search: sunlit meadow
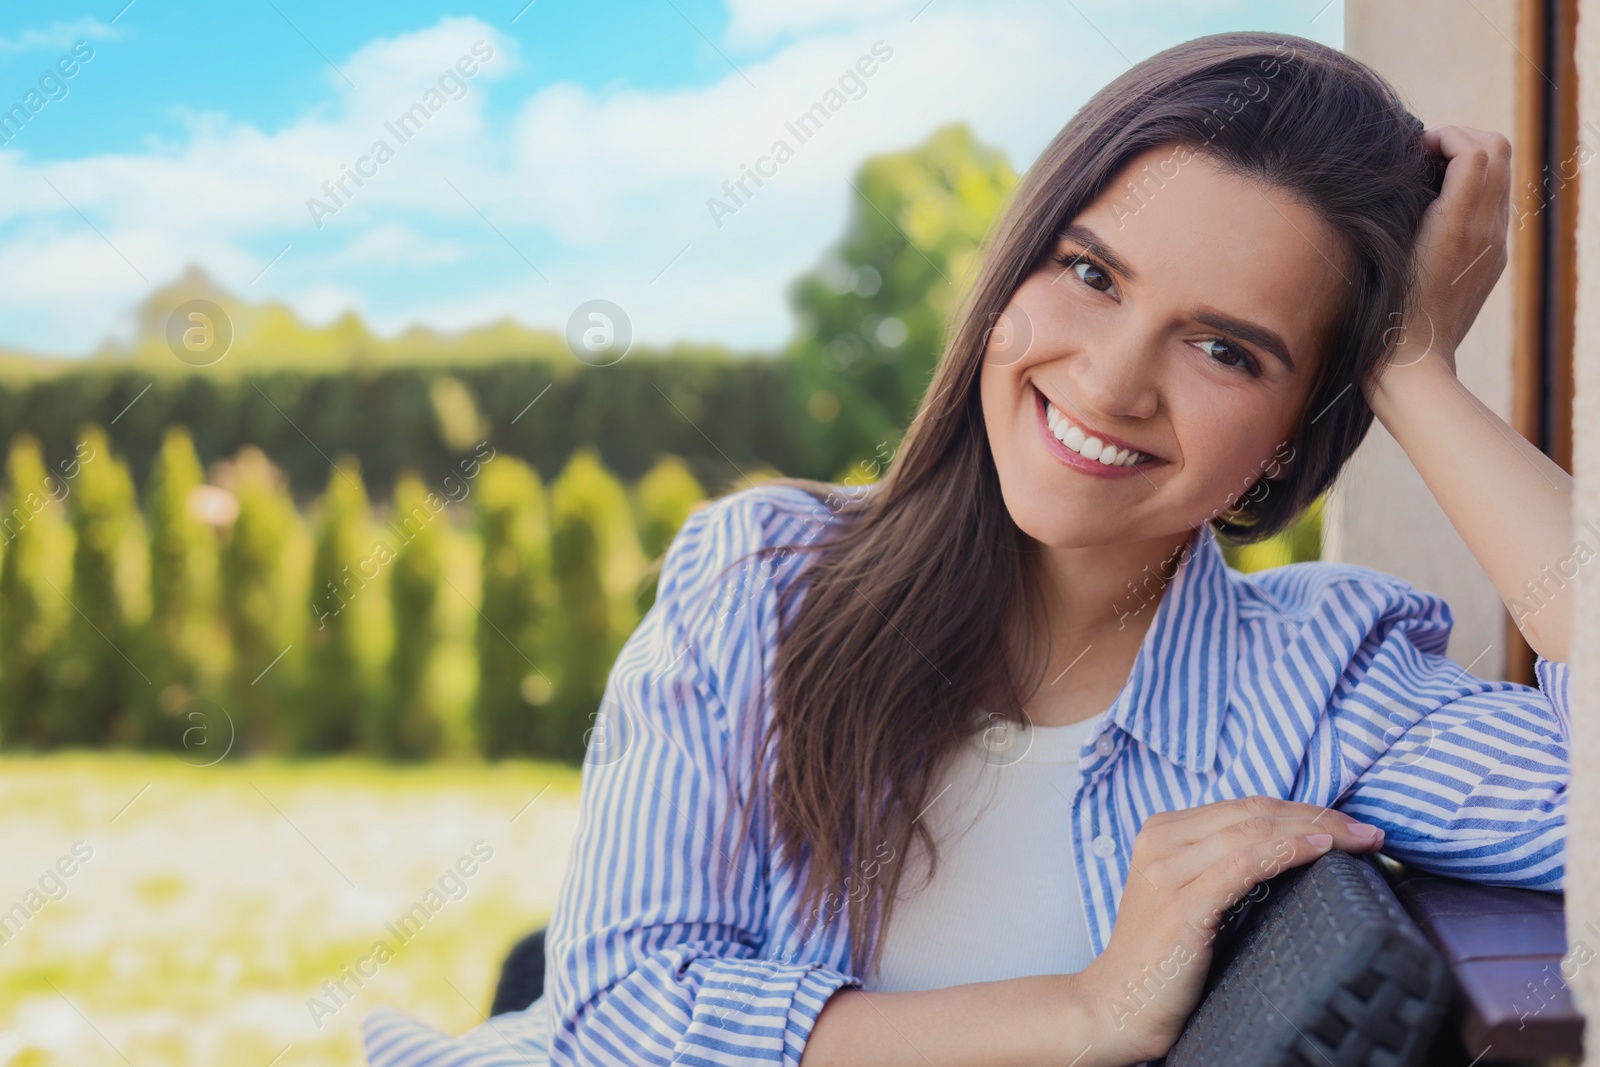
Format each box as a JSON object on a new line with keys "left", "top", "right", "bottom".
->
{"left": 0, "top": 755, "right": 580, "bottom": 1066}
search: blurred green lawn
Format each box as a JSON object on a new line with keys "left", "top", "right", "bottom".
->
{"left": 0, "top": 754, "right": 581, "bottom": 1066}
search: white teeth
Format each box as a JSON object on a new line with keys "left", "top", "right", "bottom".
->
{"left": 1043, "top": 399, "right": 1146, "bottom": 467}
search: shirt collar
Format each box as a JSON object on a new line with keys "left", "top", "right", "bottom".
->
{"left": 1107, "top": 525, "right": 1237, "bottom": 774}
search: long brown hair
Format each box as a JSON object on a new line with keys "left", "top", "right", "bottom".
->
{"left": 722, "top": 31, "right": 1440, "bottom": 978}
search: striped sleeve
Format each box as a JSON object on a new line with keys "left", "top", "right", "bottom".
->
{"left": 1325, "top": 583, "right": 1568, "bottom": 890}
{"left": 545, "top": 489, "right": 861, "bottom": 1067}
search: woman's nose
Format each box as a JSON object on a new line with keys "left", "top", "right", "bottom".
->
{"left": 1067, "top": 336, "right": 1161, "bottom": 421}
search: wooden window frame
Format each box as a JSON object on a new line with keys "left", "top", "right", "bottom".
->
{"left": 1507, "top": 0, "right": 1579, "bottom": 686}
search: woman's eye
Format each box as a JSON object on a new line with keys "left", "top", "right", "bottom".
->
{"left": 1054, "top": 251, "right": 1115, "bottom": 295}
{"left": 1197, "top": 338, "right": 1258, "bottom": 375}
{"left": 1068, "top": 255, "right": 1120, "bottom": 292}
{"left": 1075, "top": 260, "right": 1113, "bottom": 292}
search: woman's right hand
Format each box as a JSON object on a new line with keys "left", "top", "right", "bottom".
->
{"left": 1073, "top": 797, "right": 1386, "bottom": 1065}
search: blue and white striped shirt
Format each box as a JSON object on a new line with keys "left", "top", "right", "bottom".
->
{"left": 363, "top": 481, "right": 1570, "bottom": 1067}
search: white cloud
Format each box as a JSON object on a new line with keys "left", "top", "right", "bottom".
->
{"left": 0, "top": 19, "right": 117, "bottom": 55}
{"left": 0, "top": 16, "right": 517, "bottom": 352}
{"left": 334, "top": 15, "right": 517, "bottom": 128}
{"left": 324, "top": 223, "right": 469, "bottom": 268}
{"left": 724, "top": 0, "right": 921, "bottom": 50}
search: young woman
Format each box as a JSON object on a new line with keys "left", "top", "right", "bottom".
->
{"left": 363, "top": 30, "right": 1572, "bottom": 1067}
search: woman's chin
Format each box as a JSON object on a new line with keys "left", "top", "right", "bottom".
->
{"left": 1002, "top": 496, "right": 1128, "bottom": 551}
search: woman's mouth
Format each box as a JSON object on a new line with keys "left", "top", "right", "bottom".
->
{"left": 1032, "top": 385, "right": 1163, "bottom": 478}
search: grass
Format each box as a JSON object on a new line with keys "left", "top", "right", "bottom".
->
{"left": 0, "top": 753, "right": 582, "bottom": 1066}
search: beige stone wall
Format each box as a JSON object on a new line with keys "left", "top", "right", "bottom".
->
{"left": 1334, "top": 0, "right": 1521, "bottom": 679}
{"left": 1569, "top": 0, "right": 1599, "bottom": 1039}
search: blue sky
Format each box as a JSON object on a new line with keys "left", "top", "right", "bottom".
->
{"left": 0, "top": 0, "right": 1343, "bottom": 357}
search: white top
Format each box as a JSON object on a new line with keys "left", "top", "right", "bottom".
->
{"left": 862, "top": 711, "right": 1108, "bottom": 992}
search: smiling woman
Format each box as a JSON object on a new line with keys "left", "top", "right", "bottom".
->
{"left": 362, "top": 29, "right": 1573, "bottom": 1067}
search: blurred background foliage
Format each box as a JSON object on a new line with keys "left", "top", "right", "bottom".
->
{"left": 0, "top": 122, "right": 1320, "bottom": 761}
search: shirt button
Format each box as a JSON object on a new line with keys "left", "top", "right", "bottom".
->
{"left": 1094, "top": 733, "right": 1115, "bottom": 757}
{"left": 1092, "top": 834, "right": 1117, "bottom": 859}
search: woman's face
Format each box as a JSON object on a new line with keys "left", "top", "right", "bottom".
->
{"left": 980, "top": 143, "right": 1351, "bottom": 552}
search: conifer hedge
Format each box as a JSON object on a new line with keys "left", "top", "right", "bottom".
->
{"left": 0, "top": 428, "right": 730, "bottom": 762}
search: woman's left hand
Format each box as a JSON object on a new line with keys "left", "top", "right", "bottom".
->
{"left": 1380, "top": 123, "right": 1513, "bottom": 383}
{"left": 1366, "top": 121, "right": 1574, "bottom": 665}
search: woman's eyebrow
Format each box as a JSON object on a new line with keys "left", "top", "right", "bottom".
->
{"left": 1193, "top": 307, "right": 1297, "bottom": 373}
{"left": 1056, "top": 224, "right": 1138, "bottom": 282}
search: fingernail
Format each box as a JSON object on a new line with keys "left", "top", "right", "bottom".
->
{"left": 1349, "top": 823, "right": 1381, "bottom": 840}
{"left": 1307, "top": 834, "right": 1333, "bottom": 849}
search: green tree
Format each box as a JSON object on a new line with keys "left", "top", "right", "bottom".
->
{"left": 373, "top": 471, "right": 448, "bottom": 758}
{"left": 560, "top": 447, "right": 647, "bottom": 636}
{"left": 631, "top": 454, "right": 705, "bottom": 615}
{"left": 220, "top": 447, "right": 305, "bottom": 752}
{"left": 0, "top": 436, "right": 72, "bottom": 748}
{"left": 300, "top": 457, "right": 388, "bottom": 754}
{"left": 473, "top": 457, "right": 552, "bottom": 759}
{"left": 139, "top": 426, "right": 223, "bottom": 748}
{"left": 783, "top": 122, "right": 1019, "bottom": 476}
{"left": 55, "top": 426, "right": 148, "bottom": 745}
{"left": 544, "top": 448, "right": 644, "bottom": 763}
